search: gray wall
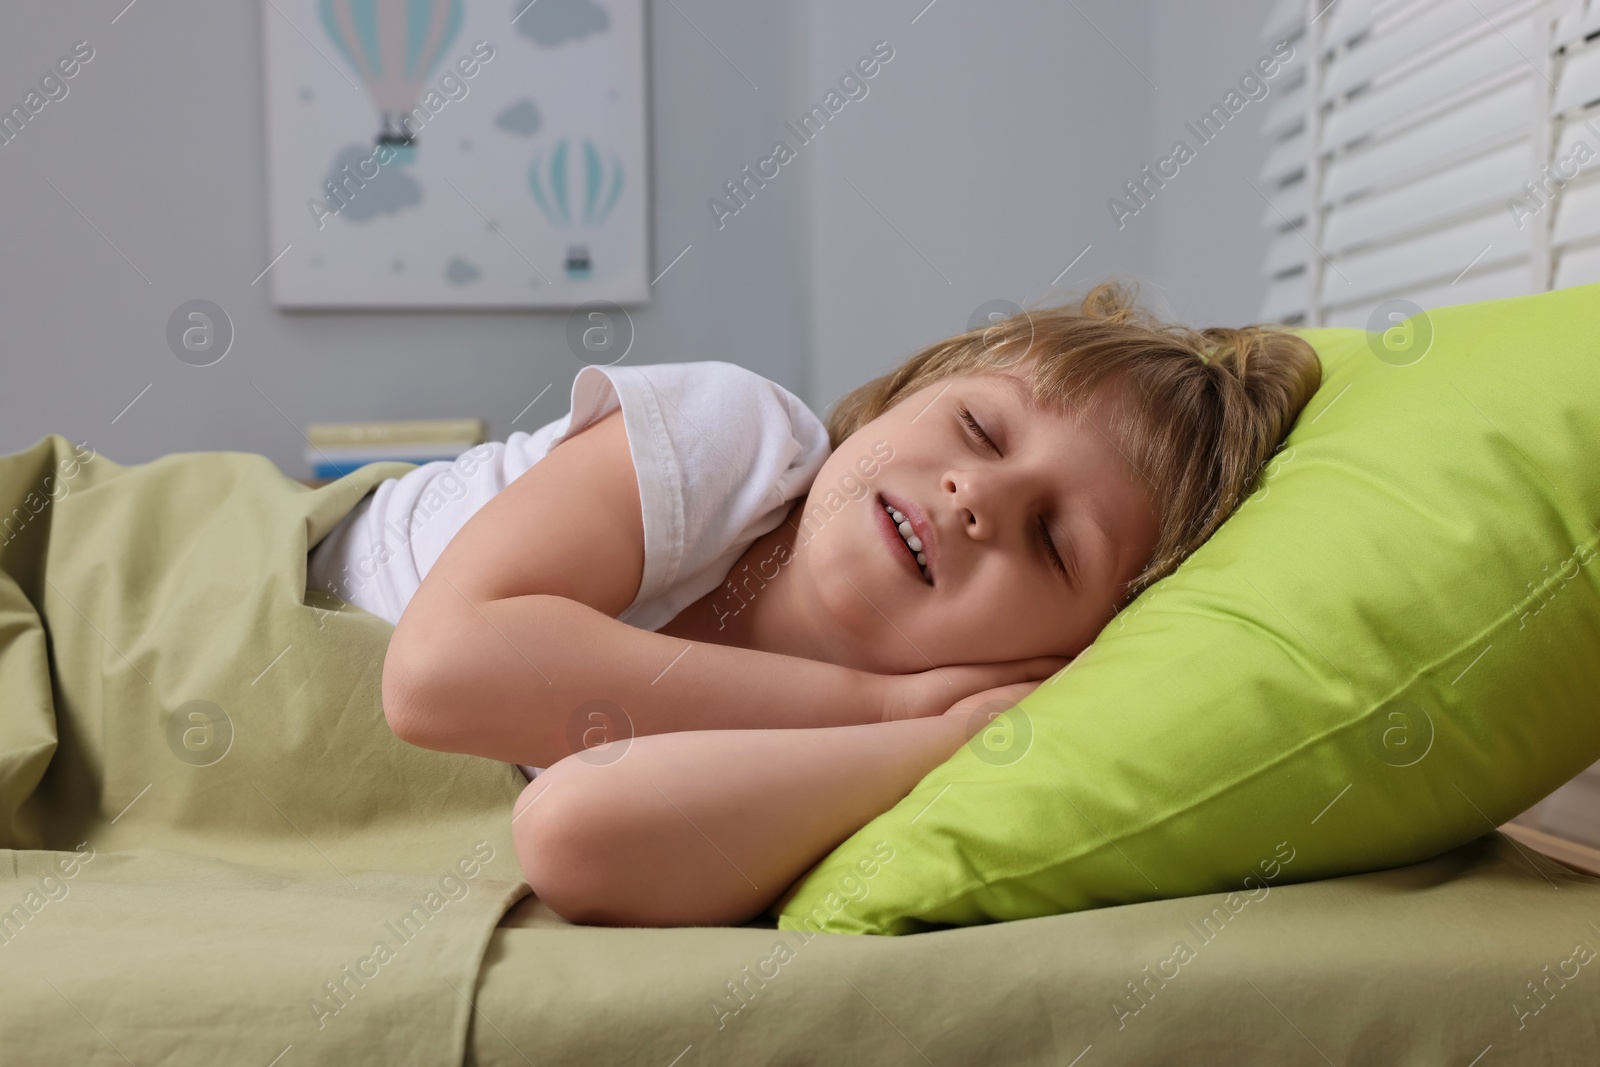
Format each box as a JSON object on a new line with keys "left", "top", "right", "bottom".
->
{"left": 0, "top": 1, "right": 814, "bottom": 475}
{"left": 0, "top": 1, "right": 1279, "bottom": 474}
{"left": 802, "top": 0, "right": 1159, "bottom": 410}
{"left": 1143, "top": 0, "right": 1282, "bottom": 329}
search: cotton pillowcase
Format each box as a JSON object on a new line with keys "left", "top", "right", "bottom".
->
{"left": 775, "top": 281, "right": 1600, "bottom": 936}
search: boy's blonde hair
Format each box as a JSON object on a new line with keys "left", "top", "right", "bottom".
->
{"left": 825, "top": 280, "right": 1323, "bottom": 602}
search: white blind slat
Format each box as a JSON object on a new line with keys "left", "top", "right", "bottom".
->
{"left": 1258, "top": 269, "right": 1312, "bottom": 322}
{"left": 1324, "top": 138, "right": 1530, "bottom": 252}
{"left": 1260, "top": 74, "right": 1309, "bottom": 139}
{"left": 1320, "top": 204, "right": 1525, "bottom": 305}
{"left": 1260, "top": 126, "right": 1311, "bottom": 183}
{"left": 1552, "top": 174, "right": 1600, "bottom": 245}
{"left": 1555, "top": 0, "right": 1589, "bottom": 46}
{"left": 1554, "top": 112, "right": 1600, "bottom": 171}
{"left": 1260, "top": 175, "right": 1311, "bottom": 228}
{"left": 1327, "top": 0, "right": 1379, "bottom": 43}
{"left": 1325, "top": 0, "right": 1525, "bottom": 102}
{"left": 1555, "top": 239, "right": 1600, "bottom": 286}
{"left": 1323, "top": 74, "right": 1533, "bottom": 202}
{"left": 1556, "top": 41, "right": 1600, "bottom": 113}
{"left": 1321, "top": 258, "right": 1533, "bottom": 325}
{"left": 1262, "top": 0, "right": 1307, "bottom": 44}
{"left": 1323, "top": 12, "right": 1537, "bottom": 150}
{"left": 1265, "top": 228, "right": 1312, "bottom": 274}
{"left": 1373, "top": 0, "right": 1434, "bottom": 21}
{"left": 1579, "top": 0, "right": 1600, "bottom": 41}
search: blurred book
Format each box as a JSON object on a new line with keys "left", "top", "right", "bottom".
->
{"left": 305, "top": 418, "right": 487, "bottom": 480}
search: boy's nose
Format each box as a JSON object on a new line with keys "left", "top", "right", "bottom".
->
{"left": 942, "top": 469, "right": 1005, "bottom": 540}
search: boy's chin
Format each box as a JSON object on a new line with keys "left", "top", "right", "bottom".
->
{"left": 806, "top": 579, "right": 922, "bottom": 668}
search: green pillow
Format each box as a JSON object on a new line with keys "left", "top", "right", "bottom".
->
{"left": 777, "top": 282, "right": 1600, "bottom": 935}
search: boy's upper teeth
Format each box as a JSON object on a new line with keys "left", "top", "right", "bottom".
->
{"left": 883, "top": 500, "right": 930, "bottom": 577}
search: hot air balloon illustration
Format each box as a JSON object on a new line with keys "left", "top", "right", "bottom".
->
{"left": 528, "top": 137, "right": 625, "bottom": 280}
{"left": 318, "top": 0, "right": 464, "bottom": 158}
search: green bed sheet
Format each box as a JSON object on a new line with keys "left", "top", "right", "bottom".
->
{"left": 473, "top": 833, "right": 1600, "bottom": 1065}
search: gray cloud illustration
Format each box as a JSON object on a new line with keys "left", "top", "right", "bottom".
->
{"left": 514, "top": 0, "right": 609, "bottom": 47}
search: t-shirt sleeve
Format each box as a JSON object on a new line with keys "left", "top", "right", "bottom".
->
{"left": 552, "top": 361, "right": 830, "bottom": 632}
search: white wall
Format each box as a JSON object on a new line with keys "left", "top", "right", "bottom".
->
{"left": 0, "top": 1, "right": 814, "bottom": 475}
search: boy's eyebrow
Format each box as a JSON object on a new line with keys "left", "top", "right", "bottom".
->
{"left": 989, "top": 373, "right": 1034, "bottom": 404}
{"left": 992, "top": 372, "right": 1066, "bottom": 419}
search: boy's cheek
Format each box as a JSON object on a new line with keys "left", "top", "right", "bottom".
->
{"left": 851, "top": 438, "right": 896, "bottom": 479}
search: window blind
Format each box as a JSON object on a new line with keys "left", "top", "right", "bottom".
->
{"left": 1255, "top": 0, "right": 1600, "bottom": 327}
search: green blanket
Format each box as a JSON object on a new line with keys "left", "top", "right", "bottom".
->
{"left": 0, "top": 434, "right": 529, "bottom": 1065}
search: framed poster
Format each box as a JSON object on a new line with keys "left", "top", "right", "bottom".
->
{"left": 261, "top": 0, "right": 649, "bottom": 307}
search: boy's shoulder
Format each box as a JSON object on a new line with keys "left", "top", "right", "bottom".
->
{"left": 601, "top": 361, "right": 824, "bottom": 429}
{"left": 593, "top": 360, "right": 831, "bottom": 474}
{"left": 610, "top": 359, "right": 794, "bottom": 395}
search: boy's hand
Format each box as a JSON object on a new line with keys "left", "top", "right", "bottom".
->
{"left": 879, "top": 656, "right": 1069, "bottom": 723}
{"left": 939, "top": 681, "right": 1045, "bottom": 743}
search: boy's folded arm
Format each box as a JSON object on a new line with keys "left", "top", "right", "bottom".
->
{"left": 386, "top": 592, "right": 895, "bottom": 766}
{"left": 512, "top": 710, "right": 979, "bottom": 927}
{"left": 380, "top": 406, "right": 891, "bottom": 766}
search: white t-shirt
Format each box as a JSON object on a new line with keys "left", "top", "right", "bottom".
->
{"left": 306, "top": 360, "right": 832, "bottom": 778}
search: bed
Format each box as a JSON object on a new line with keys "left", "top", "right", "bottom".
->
{"left": 3, "top": 434, "right": 1597, "bottom": 1065}
{"left": 474, "top": 834, "right": 1600, "bottom": 1065}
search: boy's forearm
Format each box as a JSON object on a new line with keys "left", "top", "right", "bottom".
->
{"left": 389, "top": 590, "right": 889, "bottom": 766}
{"left": 514, "top": 712, "right": 973, "bottom": 927}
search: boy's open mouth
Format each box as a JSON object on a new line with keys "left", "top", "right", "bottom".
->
{"left": 876, "top": 493, "right": 933, "bottom": 584}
